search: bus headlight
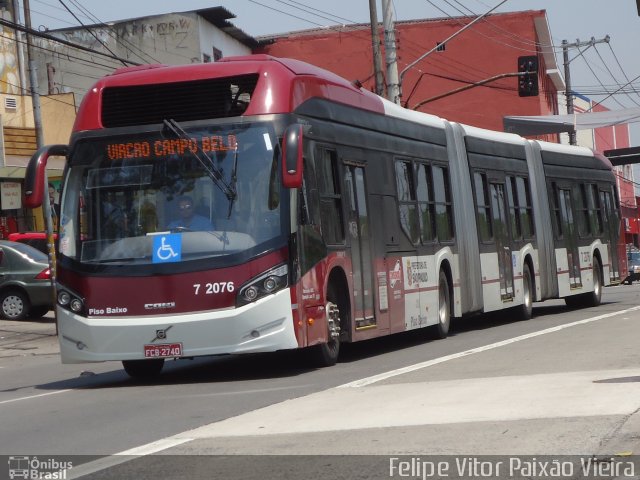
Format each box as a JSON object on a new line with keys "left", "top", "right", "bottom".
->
{"left": 237, "top": 264, "right": 288, "bottom": 306}
{"left": 57, "top": 286, "right": 85, "bottom": 315}
{"left": 58, "top": 291, "right": 71, "bottom": 306}
{"left": 70, "top": 299, "right": 84, "bottom": 313}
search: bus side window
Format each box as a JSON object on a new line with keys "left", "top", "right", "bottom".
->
{"left": 300, "top": 158, "right": 316, "bottom": 226}
{"left": 473, "top": 172, "right": 493, "bottom": 242}
{"left": 589, "top": 184, "right": 604, "bottom": 234}
{"left": 433, "top": 165, "right": 454, "bottom": 242}
{"left": 316, "top": 148, "right": 344, "bottom": 244}
{"left": 394, "top": 159, "right": 419, "bottom": 244}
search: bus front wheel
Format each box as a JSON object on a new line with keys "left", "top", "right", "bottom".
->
{"left": 308, "top": 282, "right": 345, "bottom": 368}
{"left": 123, "top": 359, "right": 164, "bottom": 379}
{"left": 308, "top": 301, "right": 341, "bottom": 367}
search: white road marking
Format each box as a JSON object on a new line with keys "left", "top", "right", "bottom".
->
{"left": 0, "top": 389, "right": 71, "bottom": 405}
{"left": 67, "top": 438, "right": 193, "bottom": 479}
{"left": 338, "top": 305, "right": 640, "bottom": 388}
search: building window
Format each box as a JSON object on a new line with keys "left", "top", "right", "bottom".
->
{"left": 213, "top": 47, "right": 223, "bottom": 61}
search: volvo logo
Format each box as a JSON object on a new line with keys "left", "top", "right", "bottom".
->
{"left": 144, "top": 302, "right": 176, "bottom": 310}
{"left": 150, "top": 325, "right": 173, "bottom": 343}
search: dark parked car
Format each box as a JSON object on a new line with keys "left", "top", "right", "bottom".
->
{"left": 0, "top": 240, "right": 53, "bottom": 320}
{"left": 625, "top": 251, "right": 640, "bottom": 285}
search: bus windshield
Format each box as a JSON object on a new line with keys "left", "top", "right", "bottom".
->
{"left": 59, "top": 122, "right": 283, "bottom": 264}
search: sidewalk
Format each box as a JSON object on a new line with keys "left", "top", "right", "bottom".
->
{"left": 0, "top": 314, "right": 58, "bottom": 358}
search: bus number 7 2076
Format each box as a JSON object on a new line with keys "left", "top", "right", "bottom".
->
{"left": 193, "top": 282, "right": 236, "bottom": 295}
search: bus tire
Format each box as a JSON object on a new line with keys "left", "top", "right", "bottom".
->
{"left": 565, "top": 257, "right": 603, "bottom": 308}
{"left": 308, "top": 285, "right": 344, "bottom": 368}
{"left": 433, "top": 270, "right": 451, "bottom": 339}
{"left": 519, "top": 264, "right": 533, "bottom": 320}
{"left": 309, "top": 301, "right": 340, "bottom": 368}
{"left": 586, "top": 257, "right": 603, "bottom": 307}
{"left": 122, "top": 359, "right": 164, "bottom": 379}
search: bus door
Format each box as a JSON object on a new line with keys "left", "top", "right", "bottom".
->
{"left": 601, "top": 187, "right": 620, "bottom": 279}
{"left": 344, "top": 163, "right": 376, "bottom": 329}
{"left": 558, "top": 187, "right": 582, "bottom": 288}
{"left": 489, "top": 181, "right": 514, "bottom": 299}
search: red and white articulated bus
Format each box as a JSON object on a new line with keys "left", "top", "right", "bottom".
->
{"left": 24, "top": 55, "right": 622, "bottom": 378}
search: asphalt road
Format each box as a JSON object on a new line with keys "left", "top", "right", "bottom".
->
{"left": 2, "top": 284, "right": 640, "bottom": 479}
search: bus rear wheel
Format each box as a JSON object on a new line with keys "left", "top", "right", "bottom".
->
{"left": 519, "top": 264, "right": 533, "bottom": 320}
{"left": 122, "top": 359, "right": 164, "bottom": 379}
{"left": 433, "top": 270, "right": 451, "bottom": 339}
{"left": 565, "top": 257, "right": 603, "bottom": 308}
{"left": 586, "top": 257, "right": 603, "bottom": 307}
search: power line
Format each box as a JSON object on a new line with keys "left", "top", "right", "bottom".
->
{"left": 248, "top": 0, "right": 326, "bottom": 29}
{"left": 606, "top": 42, "right": 640, "bottom": 106}
{"left": 591, "top": 43, "right": 640, "bottom": 107}
{"left": 273, "top": 0, "right": 356, "bottom": 25}
{"left": 0, "top": 15, "right": 140, "bottom": 66}
{"left": 56, "top": 0, "right": 126, "bottom": 66}
{"left": 65, "top": 0, "right": 161, "bottom": 64}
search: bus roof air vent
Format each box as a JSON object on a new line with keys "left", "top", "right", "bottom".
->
{"left": 101, "top": 74, "right": 259, "bottom": 128}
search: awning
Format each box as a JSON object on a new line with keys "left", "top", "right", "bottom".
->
{"left": 0, "top": 166, "right": 64, "bottom": 179}
{"left": 503, "top": 107, "right": 640, "bottom": 136}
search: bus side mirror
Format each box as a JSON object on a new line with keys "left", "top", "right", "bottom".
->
{"left": 282, "top": 124, "right": 303, "bottom": 189}
{"left": 24, "top": 145, "right": 69, "bottom": 208}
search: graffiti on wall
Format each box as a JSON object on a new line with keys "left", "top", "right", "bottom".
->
{"left": 116, "top": 16, "right": 194, "bottom": 54}
{"left": 0, "top": 29, "right": 20, "bottom": 94}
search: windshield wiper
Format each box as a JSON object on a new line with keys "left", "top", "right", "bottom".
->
{"left": 228, "top": 147, "right": 238, "bottom": 217}
{"left": 162, "top": 119, "right": 237, "bottom": 216}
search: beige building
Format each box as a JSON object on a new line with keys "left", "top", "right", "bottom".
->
{"left": 32, "top": 7, "right": 257, "bottom": 105}
{"left": 0, "top": 5, "right": 256, "bottom": 233}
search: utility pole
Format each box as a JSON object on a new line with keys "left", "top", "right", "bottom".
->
{"left": 368, "top": 0, "right": 385, "bottom": 97}
{"left": 381, "top": 0, "right": 400, "bottom": 104}
{"left": 562, "top": 36, "right": 610, "bottom": 145}
{"left": 23, "top": 0, "right": 45, "bottom": 149}
{"left": 11, "top": 0, "right": 27, "bottom": 95}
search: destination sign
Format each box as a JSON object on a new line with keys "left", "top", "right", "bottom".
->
{"left": 106, "top": 134, "right": 238, "bottom": 160}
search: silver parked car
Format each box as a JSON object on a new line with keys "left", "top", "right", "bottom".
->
{"left": 0, "top": 240, "right": 53, "bottom": 320}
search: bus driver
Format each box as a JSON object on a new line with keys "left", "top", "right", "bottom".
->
{"left": 168, "top": 195, "right": 214, "bottom": 231}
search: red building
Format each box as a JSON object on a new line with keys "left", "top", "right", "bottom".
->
{"left": 572, "top": 95, "right": 636, "bottom": 245}
{"left": 258, "top": 10, "right": 562, "bottom": 140}
{"left": 257, "top": 9, "right": 636, "bottom": 248}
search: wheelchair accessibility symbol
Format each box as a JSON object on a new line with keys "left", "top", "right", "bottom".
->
{"left": 153, "top": 234, "right": 181, "bottom": 263}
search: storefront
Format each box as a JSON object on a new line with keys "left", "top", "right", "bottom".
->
{"left": 0, "top": 170, "right": 63, "bottom": 237}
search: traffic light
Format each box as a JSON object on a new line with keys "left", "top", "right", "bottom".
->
{"left": 518, "top": 55, "right": 539, "bottom": 97}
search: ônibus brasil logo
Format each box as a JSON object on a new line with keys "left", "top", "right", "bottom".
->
{"left": 8, "top": 456, "right": 73, "bottom": 479}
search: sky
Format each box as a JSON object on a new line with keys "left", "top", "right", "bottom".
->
{"left": 27, "top": 0, "right": 640, "bottom": 144}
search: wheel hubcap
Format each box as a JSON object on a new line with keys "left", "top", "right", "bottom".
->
{"left": 326, "top": 302, "right": 341, "bottom": 340}
{"left": 3, "top": 296, "right": 23, "bottom": 318}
